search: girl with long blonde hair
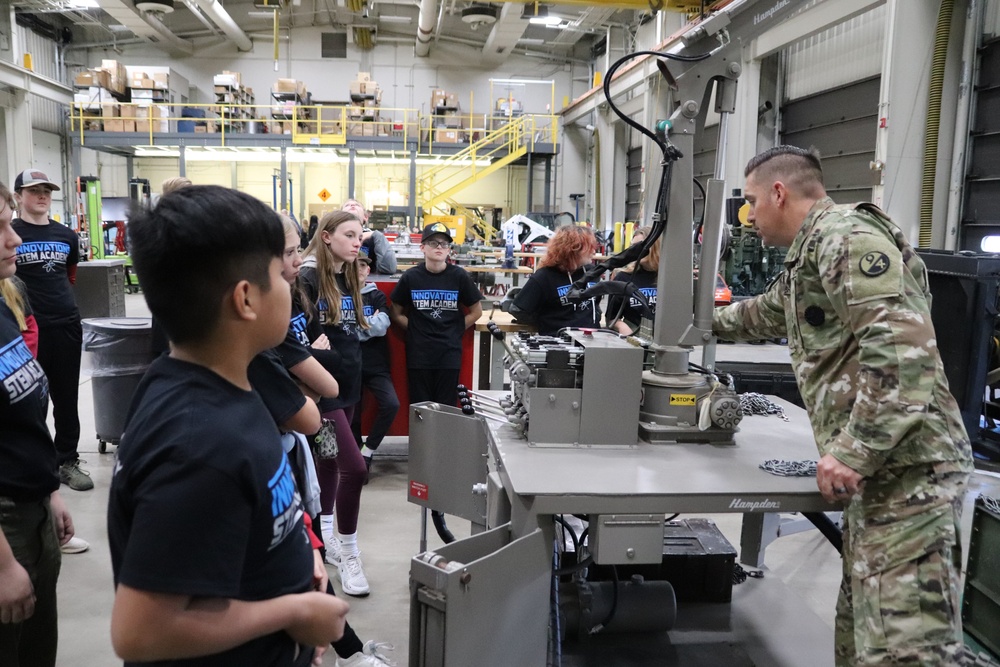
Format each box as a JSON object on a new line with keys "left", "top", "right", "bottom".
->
{"left": 299, "top": 210, "right": 373, "bottom": 597}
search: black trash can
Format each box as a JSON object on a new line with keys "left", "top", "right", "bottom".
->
{"left": 81, "top": 317, "right": 153, "bottom": 453}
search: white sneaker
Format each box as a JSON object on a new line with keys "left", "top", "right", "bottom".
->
{"left": 60, "top": 536, "right": 90, "bottom": 554}
{"left": 337, "top": 641, "right": 395, "bottom": 666}
{"left": 325, "top": 535, "right": 342, "bottom": 566}
{"left": 338, "top": 553, "right": 370, "bottom": 597}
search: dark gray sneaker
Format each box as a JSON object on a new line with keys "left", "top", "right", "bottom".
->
{"left": 59, "top": 460, "right": 94, "bottom": 491}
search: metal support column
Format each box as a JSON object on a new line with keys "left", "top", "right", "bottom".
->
{"left": 526, "top": 151, "right": 533, "bottom": 213}
{"left": 178, "top": 144, "right": 186, "bottom": 178}
{"left": 298, "top": 162, "right": 306, "bottom": 222}
{"left": 126, "top": 156, "right": 134, "bottom": 183}
{"left": 279, "top": 145, "right": 288, "bottom": 211}
{"left": 348, "top": 146, "right": 357, "bottom": 200}
{"left": 409, "top": 144, "right": 417, "bottom": 230}
{"left": 544, "top": 156, "right": 552, "bottom": 213}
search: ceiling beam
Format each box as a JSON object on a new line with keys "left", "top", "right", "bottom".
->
{"left": 0, "top": 59, "right": 73, "bottom": 105}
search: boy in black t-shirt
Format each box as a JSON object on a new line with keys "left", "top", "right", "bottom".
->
{"left": 11, "top": 169, "right": 91, "bottom": 491}
{"left": 107, "top": 186, "right": 347, "bottom": 666}
{"left": 389, "top": 222, "right": 483, "bottom": 408}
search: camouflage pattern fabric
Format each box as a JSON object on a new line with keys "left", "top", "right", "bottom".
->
{"left": 713, "top": 198, "right": 973, "bottom": 662}
{"left": 835, "top": 465, "right": 966, "bottom": 665}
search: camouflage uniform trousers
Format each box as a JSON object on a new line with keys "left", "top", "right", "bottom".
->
{"left": 834, "top": 463, "right": 969, "bottom": 666}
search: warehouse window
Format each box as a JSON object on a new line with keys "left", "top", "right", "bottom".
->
{"left": 321, "top": 32, "right": 348, "bottom": 58}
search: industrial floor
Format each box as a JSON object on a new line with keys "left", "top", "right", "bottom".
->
{"left": 53, "top": 294, "right": 1000, "bottom": 666}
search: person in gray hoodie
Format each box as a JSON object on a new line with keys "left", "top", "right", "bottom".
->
{"left": 351, "top": 253, "right": 399, "bottom": 479}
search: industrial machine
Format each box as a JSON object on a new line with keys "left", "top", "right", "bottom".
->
{"left": 408, "top": 2, "right": 834, "bottom": 665}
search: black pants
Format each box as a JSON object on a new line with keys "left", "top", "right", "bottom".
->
{"left": 407, "top": 367, "right": 460, "bottom": 408}
{"left": 36, "top": 321, "right": 82, "bottom": 465}
{"left": 350, "top": 369, "right": 400, "bottom": 453}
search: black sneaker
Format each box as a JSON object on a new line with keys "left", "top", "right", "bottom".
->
{"left": 362, "top": 454, "right": 372, "bottom": 485}
{"left": 60, "top": 460, "right": 94, "bottom": 491}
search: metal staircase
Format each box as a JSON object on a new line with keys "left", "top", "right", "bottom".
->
{"left": 418, "top": 115, "right": 552, "bottom": 242}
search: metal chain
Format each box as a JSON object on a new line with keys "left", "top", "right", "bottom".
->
{"left": 739, "top": 392, "right": 790, "bottom": 421}
{"left": 759, "top": 459, "right": 817, "bottom": 477}
{"left": 982, "top": 494, "right": 1000, "bottom": 517}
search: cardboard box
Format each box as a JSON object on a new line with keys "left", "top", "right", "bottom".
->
{"left": 74, "top": 69, "right": 111, "bottom": 90}
{"left": 214, "top": 71, "right": 240, "bottom": 88}
{"left": 435, "top": 128, "right": 460, "bottom": 143}
{"left": 120, "top": 105, "right": 137, "bottom": 118}
{"left": 131, "top": 89, "right": 155, "bottom": 99}
{"left": 101, "top": 103, "right": 120, "bottom": 119}
{"left": 100, "top": 59, "right": 127, "bottom": 94}
{"left": 104, "top": 119, "right": 124, "bottom": 132}
{"left": 275, "top": 78, "right": 298, "bottom": 94}
{"left": 350, "top": 80, "right": 379, "bottom": 97}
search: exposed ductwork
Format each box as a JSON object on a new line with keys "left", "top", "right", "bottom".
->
{"left": 97, "top": 0, "right": 194, "bottom": 56}
{"left": 415, "top": 0, "right": 438, "bottom": 57}
{"left": 481, "top": 3, "right": 528, "bottom": 65}
{"left": 186, "top": 0, "right": 254, "bottom": 51}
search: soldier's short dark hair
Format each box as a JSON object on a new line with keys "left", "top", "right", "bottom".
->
{"left": 745, "top": 145, "right": 824, "bottom": 196}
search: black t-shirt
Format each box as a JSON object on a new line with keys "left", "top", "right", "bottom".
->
{"left": 299, "top": 268, "right": 361, "bottom": 410}
{"left": 0, "top": 300, "right": 58, "bottom": 501}
{"left": 512, "top": 265, "right": 601, "bottom": 336}
{"left": 12, "top": 218, "right": 80, "bottom": 327}
{"left": 390, "top": 263, "right": 482, "bottom": 369}
{"left": 249, "top": 350, "right": 308, "bottom": 429}
{"left": 360, "top": 286, "right": 390, "bottom": 374}
{"left": 108, "top": 356, "right": 314, "bottom": 667}
{"left": 607, "top": 267, "right": 658, "bottom": 328}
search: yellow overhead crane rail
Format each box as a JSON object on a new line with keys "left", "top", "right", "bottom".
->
{"left": 499, "top": 0, "right": 722, "bottom": 12}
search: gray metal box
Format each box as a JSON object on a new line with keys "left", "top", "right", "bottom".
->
{"left": 589, "top": 513, "right": 665, "bottom": 565}
{"left": 407, "top": 402, "right": 488, "bottom": 526}
{"left": 410, "top": 524, "right": 548, "bottom": 667}
{"left": 74, "top": 259, "right": 126, "bottom": 319}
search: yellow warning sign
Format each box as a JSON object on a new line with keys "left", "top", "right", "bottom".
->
{"left": 318, "top": 188, "right": 331, "bottom": 202}
{"left": 669, "top": 394, "right": 696, "bottom": 406}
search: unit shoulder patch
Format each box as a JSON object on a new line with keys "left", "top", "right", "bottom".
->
{"left": 859, "top": 251, "right": 891, "bottom": 277}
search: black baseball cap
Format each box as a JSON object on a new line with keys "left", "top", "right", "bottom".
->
{"left": 421, "top": 222, "right": 451, "bottom": 243}
{"left": 14, "top": 168, "right": 60, "bottom": 192}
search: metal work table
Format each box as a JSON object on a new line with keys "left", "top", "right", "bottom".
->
{"left": 489, "top": 397, "right": 831, "bottom": 566}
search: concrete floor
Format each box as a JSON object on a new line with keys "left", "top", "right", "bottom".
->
{"left": 51, "top": 293, "right": 1000, "bottom": 666}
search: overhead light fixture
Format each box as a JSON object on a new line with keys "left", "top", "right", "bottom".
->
{"left": 522, "top": 3, "right": 560, "bottom": 26}
{"left": 462, "top": 4, "right": 498, "bottom": 28}
{"left": 134, "top": 0, "right": 175, "bottom": 13}
{"left": 69, "top": 0, "right": 99, "bottom": 8}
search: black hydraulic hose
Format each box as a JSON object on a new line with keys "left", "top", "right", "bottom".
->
{"left": 553, "top": 515, "right": 581, "bottom": 555}
{"left": 802, "top": 512, "right": 843, "bottom": 554}
{"left": 431, "top": 510, "right": 455, "bottom": 544}
{"left": 590, "top": 565, "right": 620, "bottom": 635}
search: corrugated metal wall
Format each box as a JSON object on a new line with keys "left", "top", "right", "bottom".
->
{"left": 783, "top": 3, "right": 886, "bottom": 102}
{"left": 15, "top": 23, "right": 65, "bottom": 134}
{"left": 984, "top": 0, "right": 1000, "bottom": 38}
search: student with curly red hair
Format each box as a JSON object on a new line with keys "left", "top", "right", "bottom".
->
{"left": 511, "top": 225, "right": 601, "bottom": 335}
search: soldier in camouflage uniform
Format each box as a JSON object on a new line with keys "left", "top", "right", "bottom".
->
{"left": 713, "top": 146, "right": 973, "bottom": 666}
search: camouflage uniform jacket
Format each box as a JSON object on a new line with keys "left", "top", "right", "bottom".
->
{"left": 713, "top": 197, "right": 972, "bottom": 479}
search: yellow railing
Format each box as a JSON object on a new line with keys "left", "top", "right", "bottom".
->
{"left": 68, "top": 101, "right": 559, "bottom": 158}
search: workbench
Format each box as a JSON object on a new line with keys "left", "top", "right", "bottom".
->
{"left": 489, "top": 396, "right": 830, "bottom": 568}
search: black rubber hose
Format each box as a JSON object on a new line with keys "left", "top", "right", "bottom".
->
{"left": 432, "top": 510, "right": 455, "bottom": 544}
{"left": 802, "top": 512, "right": 843, "bottom": 554}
